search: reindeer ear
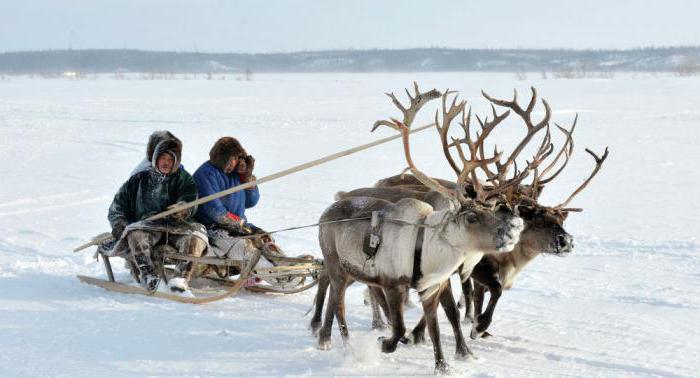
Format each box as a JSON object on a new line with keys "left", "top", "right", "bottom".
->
{"left": 535, "top": 184, "right": 545, "bottom": 199}
{"left": 448, "top": 198, "right": 461, "bottom": 213}
{"left": 505, "top": 189, "right": 514, "bottom": 204}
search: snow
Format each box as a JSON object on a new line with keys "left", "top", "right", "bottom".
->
{"left": 0, "top": 72, "right": 698, "bottom": 377}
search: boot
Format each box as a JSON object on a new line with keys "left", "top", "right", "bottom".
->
{"left": 141, "top": 272, "right": 161, "bottom": 293}
{"left": 167, "top": 277, "right": 190, "bottom": 293}
{"left": 169, "top": 237, "right": 206, "bottom": 293}
{"left": 168, "top": 261, "right": 193, "bottom": 294}
{"left": 134, "top": 254, "right": 160, "bottom": 293}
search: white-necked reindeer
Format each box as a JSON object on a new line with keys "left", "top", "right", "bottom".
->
{"left": 315, "top": 84, "right": 526, "bottom": 374}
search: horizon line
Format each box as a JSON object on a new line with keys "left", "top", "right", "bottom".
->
{"left": 3, "top": 45, "right": 700, "bottom": 56}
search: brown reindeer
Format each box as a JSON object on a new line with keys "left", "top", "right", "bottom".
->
{"left": 461, "top": 145, "right": 608, "bottom": 338}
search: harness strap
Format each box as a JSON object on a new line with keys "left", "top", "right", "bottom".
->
{"left": 230, "top": 216, "right": 434, "bottom": 240}
{"left": 411, "top": 222, "right": 426, "bottom": 288}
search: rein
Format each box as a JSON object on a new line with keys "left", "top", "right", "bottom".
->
{"left": 231, "top": 215, "right": 438, "bottom": 240}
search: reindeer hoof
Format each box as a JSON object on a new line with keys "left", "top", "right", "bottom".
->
{"left": 408, "top": 331, "right": 426, "bottom": 345}
{"left": 455, "top": 347, "right": 475, "bottom": 361}
{"left": 470, "top": 327, "right": 483, "bottom": 340}
{"left": 378, "top": 337, "right": 398, "bottom": 353}
{"left": 310, "top": 322, "right": 321, "bottom": 336}
{"left": 476, "top": 314, "right": 491, "bottom": 328}
{"left": 317, "top": 339, "right": 331, "bottom": 351}
{"left": 481, "top": 331, "right": 493, "bottom": 338}
{"left": 435, "top": 360, "right": 453, "bottom": 375}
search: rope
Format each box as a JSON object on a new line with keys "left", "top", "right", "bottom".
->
{"left": 231, "top": 215, "right": 437, "bottom": 240}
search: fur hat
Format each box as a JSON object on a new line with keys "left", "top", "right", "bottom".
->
{"left": 209, "top": 137, "right": 245, "bottom": 170}
{"left": 151, "top": 139, "right": 181, "bottom": 173}
{"left": 146, "top": 130, "right": 182, "bottom": 162}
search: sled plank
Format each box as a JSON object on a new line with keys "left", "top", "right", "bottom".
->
{"left": 73, "top": 232, "right": 113, "bottom": 253}
{"left": 244, "top": 277, "right": 321, "bottom": 294}
{"left": 77, "top": 275, "right": 247, "bottom": 304}
{"left": 78, "top": 250, "right": 267, "bottom": 304}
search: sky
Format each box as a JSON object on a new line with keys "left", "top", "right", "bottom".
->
{"left": 1, "top": 0, "right": 699, "bottom": 53}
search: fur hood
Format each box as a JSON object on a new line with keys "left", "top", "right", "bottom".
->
{"left": 209, "top": 137, "right": 245, "bottom": 171}
{"left": 146, "top": 131, "right": 182, "bottom": 162}
{"left": 151, "top": 139, "right": 182, "bottom": 173}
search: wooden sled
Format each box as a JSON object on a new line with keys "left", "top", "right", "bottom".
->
{"left": 77, "top": 239, "right": 324, "bottom": 304}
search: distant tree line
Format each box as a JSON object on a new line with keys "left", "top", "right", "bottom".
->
{"left": 0, "top": 47, "right": 698, "bottom": 75}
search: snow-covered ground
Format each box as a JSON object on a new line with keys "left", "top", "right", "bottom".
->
{"left": 0, "top": 73, "right": 698, "bottom": 377}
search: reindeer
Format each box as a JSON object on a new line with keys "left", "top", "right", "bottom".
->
{"left": 315, "top": 84, "right": 525, "bottom": 374}
{"left": 365, "top": 89, "right": 609, "bottom": 340}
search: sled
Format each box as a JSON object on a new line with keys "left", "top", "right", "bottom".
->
{"left": 77, "top": 238, "right": 324, "bottom": 304}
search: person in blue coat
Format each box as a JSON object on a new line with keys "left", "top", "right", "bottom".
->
{"left": 194, "top": 137, "right": 299, "bottom": 287}
{"left": 193, "top": 137, "right": 262, "bottom": 236}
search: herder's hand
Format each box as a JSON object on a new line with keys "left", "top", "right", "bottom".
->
{"left": 166, "top": 202, "right": 189, "bottom": 222}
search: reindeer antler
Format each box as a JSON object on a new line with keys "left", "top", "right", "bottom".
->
{"left": 554, "top": 147, "right": 609, "bottom": 210}
{"left": 534, "top": 116, "right": 577, "bottom": 194}
{"left": 482, "top": 87, "right": 552, "bottom": 187}
{"left": 372, "top": 82, "right": 441, "bottom": 132}
{"left": 373, "top": 83, "right": 462, "bottom": 203}
{"left": 450, "top": 106, "right": 506, "bottom": 203}
{"left": 434, "top": 90, "right": 466, "bottom": 176}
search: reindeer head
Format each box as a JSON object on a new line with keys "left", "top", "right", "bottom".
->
{"left": 511, "top": 142, "right": 609, "bottom": 257}
{"left": 515, "top": 204, "right": 572, "bottom": 256}
{"left": 467, "top": 201, "right": 525, "bottom": 253}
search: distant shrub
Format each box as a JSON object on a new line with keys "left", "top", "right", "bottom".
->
{"left": 675, "top": 55, "right": 700, "bottom": 76}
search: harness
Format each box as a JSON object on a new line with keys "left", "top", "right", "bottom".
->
{"left": 411, "top": 221, "right": 426, "bottom": 288}
{"left": 357, "top": 211, "right": 427, "bottom": 287}
{"left": 212, "top": 211, "right": 452, "bottom": 288}
{"left": 362, "top": 211, "right": 385, "bottom": 257}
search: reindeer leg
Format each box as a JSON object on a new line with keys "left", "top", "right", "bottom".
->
{"left": 369, "top": 286, "right": 389, "bottom": 330}
{"left": 409, "top": 315, "right": 427, "bottom": 345}
{"left": 379, "top": 286, "right": 407, "bottom": 353}
{"left": 335, "top": 278, "right": 352, "bottom": 342}
{"left": 469, "top": 284, "right": 486, "bottom": 339}
{"left": 318, "top": 275, "right": 341, "bottom": 350}
{"left": 310, "top": 272, "right": 329, "bottom": 336}
{"left": 470, "top": 259, "right": 501, "bottom": 338}
{"left": 439, "top": 281, "right": 472, "bottom": 360}
{"left": 421, "top": 284, "right": 450, "bottom": 374}
{"left": 473, "top": 282, "right": 502, "bottom": 339}
{"left": 461, "top": 277, "right": 476, "bottom": 323}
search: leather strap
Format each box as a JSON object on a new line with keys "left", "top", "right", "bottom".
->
{"left": 411, "top": 225, "right": 426, "bottom": 288}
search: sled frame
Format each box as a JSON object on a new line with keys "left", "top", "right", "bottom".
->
{"left": 82, "top": 244, "right": 323, "bottom": 303}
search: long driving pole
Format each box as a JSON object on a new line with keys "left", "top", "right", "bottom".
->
{"left": 145, "top": 123, "right": 434, "bottom": 222}
{"left": 73, "top": 123, "right": 434, "bottom": 253}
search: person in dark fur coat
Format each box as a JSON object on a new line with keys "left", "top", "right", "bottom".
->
{"left": 108, "top": 138, "right": 207, "bottom": 293}
{"left": 130, "top": 130, "right": 183, "bottom": 176}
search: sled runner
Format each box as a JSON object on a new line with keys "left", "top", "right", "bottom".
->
{"left": 77, "top": 237, "right": 324, "bottom": 304}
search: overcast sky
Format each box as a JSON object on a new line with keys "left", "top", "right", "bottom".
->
{"left": 1, "top": 0, "right": 698, "bottom": 53}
